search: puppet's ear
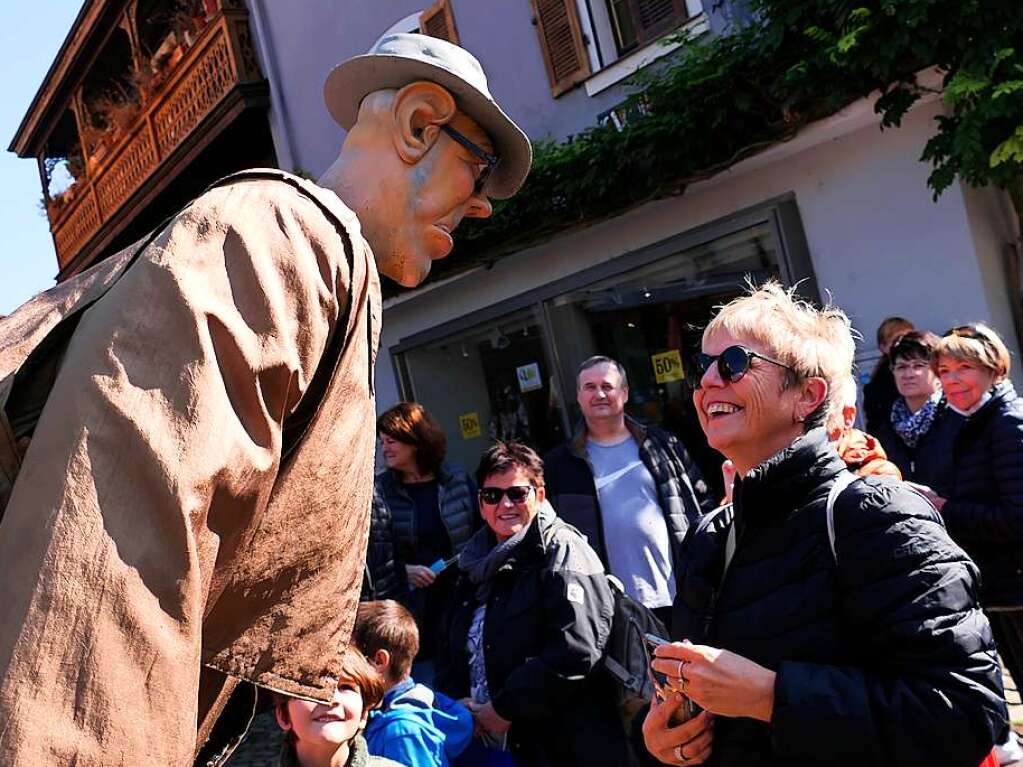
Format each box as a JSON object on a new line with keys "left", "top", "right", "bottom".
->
{"left": 391, "top": 81, "right": 457, "bottom": 164}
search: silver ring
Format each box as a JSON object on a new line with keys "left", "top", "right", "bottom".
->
{"left": 676, "top": 659, "right": 686, "bottom": 679}
{"left": 674, "top": 744, "right": 687, "bottom": 762}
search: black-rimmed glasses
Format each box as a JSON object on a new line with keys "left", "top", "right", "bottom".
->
{"left": 479, "top": 485, "right": 534, "bottom": 505}
{"left": 696, "top": 345, "right": 795, "bottom": 384}
{"left": 441, "top": 124, "right": 499, "bottom": 195}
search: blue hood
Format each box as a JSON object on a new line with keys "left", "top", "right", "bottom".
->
{"left": 365, "top": 679, "right": 473, "bottom": 767}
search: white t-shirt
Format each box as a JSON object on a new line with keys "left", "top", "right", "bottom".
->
{"left": 588, "top": 436, "right": 675, "bottom": 609}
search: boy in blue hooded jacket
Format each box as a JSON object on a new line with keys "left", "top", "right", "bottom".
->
{"left": 355, "top": 600, "right": 473, "bottom": 767}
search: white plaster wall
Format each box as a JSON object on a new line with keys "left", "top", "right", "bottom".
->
{"left": 960, "top": 184, "right": 1023, "bottom": 388}
{"left": 374, "top": 99, "right": 1018, "bottom": 410}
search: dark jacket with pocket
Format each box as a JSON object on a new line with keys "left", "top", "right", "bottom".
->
{"left": 670, "top": 428, "right": 1006, "bottom": 767}
{"left": 435, "top": 506, "right": 629, "bottom": 766}
{"left": 376, "top": 461, "right": 477, "bottom": 563}
{"left": 361, "top": 486, "right": 409, "bottom": 603}
{"left": 942, "top": 381, "right": 1023, "bottom": 607}
{"left": 873, "top": 396, "right": 963, "bottom": 495}
{"left": 543, "top": 419, "right": 709, "bottom": 593}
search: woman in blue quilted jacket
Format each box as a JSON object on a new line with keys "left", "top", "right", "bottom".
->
{"left": 912, "top": 323, "right": 1023, "bottom": 763}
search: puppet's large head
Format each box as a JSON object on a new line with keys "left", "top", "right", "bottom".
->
{"left": 321, "top": 34, "right": 531, "bottom": 288}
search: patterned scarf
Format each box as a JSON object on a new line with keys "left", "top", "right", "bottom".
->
{"left": 890, "top": 390, "right": 941, "bottom": 448}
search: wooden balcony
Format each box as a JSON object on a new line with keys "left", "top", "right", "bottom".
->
{"left": 46, "top": 7, "right": 265, "bottom": 273}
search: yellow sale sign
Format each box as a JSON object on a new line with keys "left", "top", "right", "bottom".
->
{"left": 459, "top": 411, "right": 482, "bottom": 439}
{"left": 651, "top": 350, "right": 684, "bottom": 384}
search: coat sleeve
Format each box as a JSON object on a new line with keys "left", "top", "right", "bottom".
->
{"left": 0, "top": 179, "right": 354, "bottom": 766}
{"left": 491, "top": 538, "right": 614, "bottom": 722}
{"left": 941, "top": 409, "right": 1023, "bottom": 544}
{"left": 769, "top": 482, "right": 1007, "bottom": 767}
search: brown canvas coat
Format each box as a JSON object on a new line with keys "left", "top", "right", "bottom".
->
{"left": 0, "top": 171, "right": 382, "bottom": 766}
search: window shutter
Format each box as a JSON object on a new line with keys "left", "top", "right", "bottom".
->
{"left": 530, "top": 0, "right": 591, "bottom": 98}
{"left": 420, "top": 0, "right": 460, "bottom": 44}
{"left": 629, "top": 0, "right": 688, "bottom": 42}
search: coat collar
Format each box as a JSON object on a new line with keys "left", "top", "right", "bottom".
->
{"left": 732, "top": 428, "right": 846, "bottom": 529}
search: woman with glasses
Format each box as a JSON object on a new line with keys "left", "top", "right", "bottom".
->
{"left": 376, "top": 403, "right": 478, "bottom": 683}
{"left": 914, "top": 323, "right": 1023, "bottom": 765}
{"left": 873, "top": 331, "right": 963, "bottom": 490}
{"left": 434, "top": 441, "right": 628, "bottom": 766}
{"left": 642, "top": 282, "right": 1005, "bottom": 767}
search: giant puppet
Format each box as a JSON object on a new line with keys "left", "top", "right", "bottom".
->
{"left": 0, "top": 34, "right": 530, "bottom": 766}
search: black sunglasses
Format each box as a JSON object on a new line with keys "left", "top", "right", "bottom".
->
{"left": 479, "top": 485, "right": 534, "bottom": 505}
{"left": 696, "top": 345, "right": 795, "bottom": 384}
{"left": 441, "top": 124, "right": 499, "bottom": 195}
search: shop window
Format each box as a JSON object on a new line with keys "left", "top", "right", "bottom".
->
{"left": 392, "top": 201, "right": 813, "bottom": 485}
{"left": 546, "top": 223, "right": 778, "bottom": 496}
{"left": 398, "top": 307, "right": 567, "bottom": 473}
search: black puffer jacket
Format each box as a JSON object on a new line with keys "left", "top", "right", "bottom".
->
{"left": 942, "top": 381, "right": 1023, "bottom": 607}
{"left": 360, "top": 486, "right": 409, "bottom": 603}
{"left": 544, "top": 419, "right": 709, "bottom": 590}
{"left": 874, "top": 396, "right": 963, "bottom": 495}
{"left": 671, "top": 428, "right": 1006, "bottom": 767}
{"left": 376, "top": 461, "right": 477, "bottom": 562}
{"left": 435, "top": 505, "right": 628, "bottom": 766}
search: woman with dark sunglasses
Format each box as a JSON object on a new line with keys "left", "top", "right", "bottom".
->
{"left": 434, "top": 441, "right": 629, "bottom": 766}
{"left": 642, "top": 282, "right": 1005, "bottom": 767}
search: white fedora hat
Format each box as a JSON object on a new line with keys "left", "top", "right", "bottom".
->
{"left": 324, "top": 33, "right": 532, "bottom": 199}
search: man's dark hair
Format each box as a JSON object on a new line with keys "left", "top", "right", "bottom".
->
{"left": 890, "top": 330, "right": 940, "bottom": 365}
{"left": 353, "top": 600, "right": 419, "bottom": 683}
{"left": 576, "top": 355, "right": 628, "bottom": 389}
{"left": 475, "top": 441, "right": 545, "bottom": 489}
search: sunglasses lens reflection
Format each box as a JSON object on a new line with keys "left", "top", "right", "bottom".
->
{"left": 720, "top": 346, "right": 751, "bottom": 382}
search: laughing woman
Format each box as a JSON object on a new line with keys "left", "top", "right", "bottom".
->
{"left": 435, "top": 442, "right": 628, "bottom": 766}
{"left": 642, "top": 282, "right": 1006, "bottom": 767}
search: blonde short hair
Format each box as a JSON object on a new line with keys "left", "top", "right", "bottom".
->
{"left": 936, "top": 323, "right": 1011, "bottom": 380}
{"left": 703, "top": 281, "right": 856, "bottom": 430}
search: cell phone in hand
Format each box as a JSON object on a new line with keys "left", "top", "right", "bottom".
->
{"left": 644, "top": 632, "right": 699, "bottom": 725}
{"left": 644, "top": 632, "right": 672, "bottom": 691}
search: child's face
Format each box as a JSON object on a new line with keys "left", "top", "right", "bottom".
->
{"left": 278, "top": 682, "right": 367, "bottom": 750}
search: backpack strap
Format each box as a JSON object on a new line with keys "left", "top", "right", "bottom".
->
{"left": 723, "top": 520, "right": 737, "bottom": 589}
{"left": 825, "top": 470, "right": 859, "bottom": 563}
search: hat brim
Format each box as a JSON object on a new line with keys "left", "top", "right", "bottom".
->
{"left": 324, "top": 54, "right": 532, "bottom": 199}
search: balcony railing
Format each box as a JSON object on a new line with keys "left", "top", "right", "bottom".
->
{"left": 49, "top": 7, "right": 263, "bottom": 270}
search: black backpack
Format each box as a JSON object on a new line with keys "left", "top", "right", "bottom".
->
{"left": 601, "top": 574, "right": 668, "bottom": 731}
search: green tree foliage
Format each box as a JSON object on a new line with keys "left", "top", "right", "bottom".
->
{"left": 453, "top": 0, "right": 1023, "bottom": 265}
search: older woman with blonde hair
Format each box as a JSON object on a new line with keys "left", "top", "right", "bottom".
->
{"left": 911, "top": 323, "right": 1023, "bottom": 763}
{"left": 642, "top": 282, "right": 1006, "bottom": 767}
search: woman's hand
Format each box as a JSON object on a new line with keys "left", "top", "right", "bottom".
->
{"left": 905, "top": 482, "right": 947, "bottom": 511}
{"left": 643, "top": 697, "right": 714, "bottom": 765}
{"left": 405, "top": 564, "right": 436, "bottom": 588}
{"left": 467, "top": 700, "right": 511, "bottom": 734}
{"left": 651, "top": 642, "right": 776, "bottom": 722}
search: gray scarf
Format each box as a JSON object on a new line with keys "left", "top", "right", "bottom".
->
{"left": 458, "top": 520, "right": 533, "bottom": 602}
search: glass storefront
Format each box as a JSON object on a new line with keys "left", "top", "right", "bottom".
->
{"left": 392, "top": 199, "right": 816, "bottom": 494}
